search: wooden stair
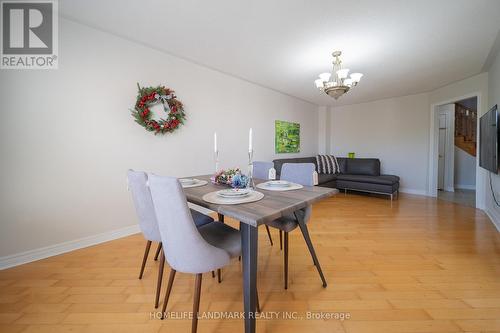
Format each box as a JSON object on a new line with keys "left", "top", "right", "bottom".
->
{"left": 455, "top": 135, "right": 476, "bottom": 156}
{"left": 454, "top": 103, "right": 476, "bottom": 157}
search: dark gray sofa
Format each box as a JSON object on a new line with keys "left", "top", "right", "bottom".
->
{"left": 273, "top": 157, "right": 400, "bottom": 200}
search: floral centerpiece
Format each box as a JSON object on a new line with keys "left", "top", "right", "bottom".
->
{"left": 211, "top": 168, "right": 249, "bottom": 189}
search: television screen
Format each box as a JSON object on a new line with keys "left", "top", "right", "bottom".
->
{"left": 479, "top": 104, "right": 499, "bottom": 173}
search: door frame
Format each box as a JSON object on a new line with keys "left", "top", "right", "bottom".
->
{"left": 428, "top": 92, "right": 484, "bottom": 209}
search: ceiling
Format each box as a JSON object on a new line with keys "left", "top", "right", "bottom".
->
{"left": 60, "top": 0, "right": 500, "bottom": 106}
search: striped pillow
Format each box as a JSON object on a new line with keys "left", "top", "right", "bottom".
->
{"left": 316, "top": 155, "right": 340, "bottom": 174}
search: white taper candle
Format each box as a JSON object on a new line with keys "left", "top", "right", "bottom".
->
{"left": 214, "top": 132, "right": 218, "bottom": 153}
{"left": 249, "top": 128, "right": 253, "bottom": 152}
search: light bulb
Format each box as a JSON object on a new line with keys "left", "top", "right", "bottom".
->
{"left": 319, "top": 72, "right": 331, "bottom": 82}
{"left": 336, "top": 69, "right": 350, "bottom": 79}
{"left": 350, "top": 73, "right": 363, "bottom": 83}
{"left": 314, "top": 79, "right": 324, "bottom": 88}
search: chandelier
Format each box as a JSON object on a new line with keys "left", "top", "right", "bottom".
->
{"left": 314, "top": 51, "right": 363, "bottom": 99}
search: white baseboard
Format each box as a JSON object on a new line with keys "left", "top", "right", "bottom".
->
{"left": 484, "top": 208, "right": 500, "bottom": 232}
{"left": 399, "top": 188, "right": 428, "bottom": 196}
{"left": 0, "top": 224, "right": 141, "bottom": 270}
{"left": 455, "top": 184, "right": 476, "bottom": 190}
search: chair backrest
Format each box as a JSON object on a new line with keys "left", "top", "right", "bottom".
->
{"left": 280, "top": 163, "right": 315, "bottom": 186}
{"left": 253, "top": 161, "right": 274, "bottom": 180}
{"left": 127, "top": 170, "right": 161, "bottom": 242}
{"left": 147, "top": 173, "right": 230, "bottom": 274}
{"left": 280, "top": 163, "right": 315, "bottom": 221}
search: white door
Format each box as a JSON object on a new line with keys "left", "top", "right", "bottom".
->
{"left": 437, "top": 104, "right": 456, "bottom": 192}
{"left": 438, "top": 114, "right": 447, "bottom": 190}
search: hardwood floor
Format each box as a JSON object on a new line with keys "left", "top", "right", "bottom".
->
{"left": 1, "top": 193, "right": 500, "bottom": 333}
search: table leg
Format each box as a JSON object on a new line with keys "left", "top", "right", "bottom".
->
{"left": 240, "top": 222, "right": 258, "bottom": 333}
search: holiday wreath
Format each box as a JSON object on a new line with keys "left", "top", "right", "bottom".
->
{"left": 131, "top": 83, "right": 186, "bottom": 135}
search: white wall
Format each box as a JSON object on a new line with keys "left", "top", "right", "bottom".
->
{"left": 329, "top": 93, "right": 430, "bottom": 194}
{"left": 486, "top": 44, "right": 500, "bottom": 231}
{"left": 454, "top": 147, "right": 476, "bottom": 189}
{"left": 0, "top": 19, "right": 318, "bottom": 258}
{"left": 317, "top": 106, "right": 327, "bottom": 154}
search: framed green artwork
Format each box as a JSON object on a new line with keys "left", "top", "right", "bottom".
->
{"left": 275, "top": 120, "right": 300, "bottom": 153}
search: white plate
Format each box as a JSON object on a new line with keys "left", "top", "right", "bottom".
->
{"left": 203, "top": 190, "right": 264, "bottom": 205}
{"left": 179, "top": 178, "right": 197, "bottom": 185}
{"left": 265, "top": 180, "right": 290, "bottom": 187}
{"left": 217, "top": 189, "right": 251, "bottom": 198}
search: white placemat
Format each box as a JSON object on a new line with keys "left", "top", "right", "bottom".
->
{"left": 256, "top": 182, "right": 303, "bottom": 191}
{"left": 202, "top": 190, "right": 264, "bottom": 205}
{"left": 180, "top": 179, "right": 208, "bottom": 188}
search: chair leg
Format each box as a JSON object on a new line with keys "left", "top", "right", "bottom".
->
{"left": 265, "top": 225, "right": 273, "bottom": 246}
{"left": 154, "top": 242, "right": 162, "bottom": 261}
{"left": 284, "top": 232, "right": 289, "bottom": 289}
{"left": 294, "top": 213, "right": 327, "bottom": 288}
{"left": 161, "top": 269, "right": 176, "bottom": 319}
{"left": 211, "top": 271, "right": 215, "bottom": 278}
{"left": 192, "top": 273, "right": 203, "bottom": 333}
{"left": 217, "top": 269, "right": 222, "bottom": 283}
{"left": 155, "top": 249, "right": 165, "bottom": 308}
{"left": 139, "top": 240, "right": 152, "bottom": 279}
{"left": 279, "top": 230, "right": 283, "bottom": 250}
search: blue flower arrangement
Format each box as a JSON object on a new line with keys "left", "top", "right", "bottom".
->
{"left": 231, "top": 173, "right": 249, "bottom": 189}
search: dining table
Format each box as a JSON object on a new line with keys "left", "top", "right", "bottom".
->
{"left": 182, "top": 175, "right": 337, "bottom": 333}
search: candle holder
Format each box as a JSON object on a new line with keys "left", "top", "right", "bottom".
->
{"left": 246, "top": 150, "right": 255, "bottom": 190}
{"left": 214, "top": 150, "right": 219, "bottom": 173}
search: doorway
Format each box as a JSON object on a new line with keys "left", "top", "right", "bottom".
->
{"left": 436, "top": 97, "right": 477, "bottom": 207}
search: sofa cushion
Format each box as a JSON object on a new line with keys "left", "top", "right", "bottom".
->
{"left": 273, "top": 157, "right": 317, "bottom": 176}
{"left": 318, "top": 173, "right": 337, "bottom": 184}
{"left": 316, "top": 155, "right": 340, "bottom": 174}
{"left": 337, "top": 158, "right": 348, "bottom": 174}
{"left": 336, "top": 174, "right": 399, "bottom": 185}
{"left": 346, "top": 158, "right": 380, "bottom": 176}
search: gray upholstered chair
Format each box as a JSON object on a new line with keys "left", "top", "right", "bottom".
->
{"left": 147, "top": 173, "right": 258, "bottom": 333}
{"left": 127, "top": 170, "right": 214, "bottom": 308}
{"left": 253, "top": 161, "right": 274, "bottom": 180}
{"left": 251, "top": 161, "right": 276, "bottom": 246}
{"left": 265, "top": 163, "right": 327, "bottom": 289}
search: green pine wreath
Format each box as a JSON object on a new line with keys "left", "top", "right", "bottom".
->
{"left": 131, "top": 83, "right": 186, "bottom": 135}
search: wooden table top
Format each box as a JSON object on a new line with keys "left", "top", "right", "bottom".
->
{"left": 183, "top": 175, "right": 337, "bottom": 227}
